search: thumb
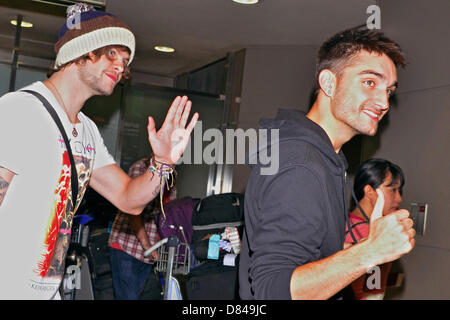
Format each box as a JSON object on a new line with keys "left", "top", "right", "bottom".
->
{"left": 147, "top": 116, "right": 156, "bottom": 140}
{"left": 370, "top": 189, "right": 385, "bottom": 222}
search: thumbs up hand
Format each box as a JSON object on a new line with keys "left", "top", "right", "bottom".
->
{"left": 364, "top": 190, "right": 415, "bottom": 268}
{"left": 370, "top": 189, "right": 385, "bottom": 222}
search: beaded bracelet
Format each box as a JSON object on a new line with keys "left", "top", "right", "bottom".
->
{"left": 148, "top": 155, "right": 175, "bottom": 219}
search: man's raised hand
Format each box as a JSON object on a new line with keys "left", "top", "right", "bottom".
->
{"left": 147, "top": 96, "right": 199, "bottom": 164}
{"left": 366, "top": 190, "right": 415, "bottom": 267}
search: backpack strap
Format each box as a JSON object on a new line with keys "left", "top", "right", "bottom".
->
{"left": 22, "top": 89, "right": 78, "bottom": 209}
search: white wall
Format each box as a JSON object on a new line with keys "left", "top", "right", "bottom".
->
{"left": 364, "top": 0, "right": 450, "bottom": 299}
{"left": 232, "top": 45, "right": 318, "bottom": 193}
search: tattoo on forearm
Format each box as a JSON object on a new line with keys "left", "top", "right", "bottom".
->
{"left": 0, "top": 176, "right": 9, "bottom": 206}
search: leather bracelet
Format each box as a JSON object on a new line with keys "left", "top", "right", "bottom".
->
{"left": 148, "top": 155, "right": 174, "bottom": 220}
{"left": 149, "top": 155, "right": 174, "bottom": 173}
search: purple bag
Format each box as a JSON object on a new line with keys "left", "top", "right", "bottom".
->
{"left": 155, "top": 197, "right": 198, "bottom": 245}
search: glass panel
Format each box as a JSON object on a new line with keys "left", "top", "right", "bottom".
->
{"left": 121, "top": 85, "right": 224, "bottom": 199}
{"left": 0, "top": 64, "right": 11, "bottom": 96}
{"left": 16, "top": 67, "right": 47, "bottom": 90}
{"left": 0, "top": 65, "right": 47, "bottom": 95}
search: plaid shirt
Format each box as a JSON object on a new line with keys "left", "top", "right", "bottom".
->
{"left": 108, "top": 158, "right": 160, "bottom": 264}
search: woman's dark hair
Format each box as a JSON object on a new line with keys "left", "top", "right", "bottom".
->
{"left": 351, "top": 158, "right": 405, "bottom": 210}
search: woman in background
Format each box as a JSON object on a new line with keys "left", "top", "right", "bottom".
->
{"left": 345, "top": 158, "right": 405, "bottom": 300}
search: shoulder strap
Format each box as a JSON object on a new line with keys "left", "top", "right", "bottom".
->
{"left": 345, "top": 175, "right": 359, "bottom": 244}
{"left": 22, "top": 89, "right": 78, "bottom": 209}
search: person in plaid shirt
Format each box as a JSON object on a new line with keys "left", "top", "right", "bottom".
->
{"left": 108, "top": 156, "right": 176, "bottom": 299}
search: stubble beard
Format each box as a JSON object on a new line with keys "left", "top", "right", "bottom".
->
{"left": 78, "top": 67, "right": 114, "bottom": 96}
{"left": 333, "top": 92, "right": 378, "bottom": 137}
{"left": 340, "top": 107, "right": 378, "bottom": 137}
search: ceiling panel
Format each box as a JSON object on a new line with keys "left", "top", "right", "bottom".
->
{"left": 0, "top": 0, "right": 376, "bottom": 76}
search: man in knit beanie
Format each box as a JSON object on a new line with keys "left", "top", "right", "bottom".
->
{"left": 54, "top": 3, "right": 136, "bottom": 70}
{"left": 0, "top": 3, "right": 198, "bottom": 299}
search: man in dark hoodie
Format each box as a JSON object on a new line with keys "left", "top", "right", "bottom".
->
{"left": 239, "top": 26, "right": 416, "bottom": 300}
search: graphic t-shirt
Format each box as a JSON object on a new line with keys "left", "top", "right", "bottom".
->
{"left": 0, "top": 81, "right": 115, "bottom": 299}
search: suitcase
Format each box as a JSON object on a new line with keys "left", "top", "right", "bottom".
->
{"left": 86, "top": 228, "right": 114, "bottom": 299}
{"left": 191, "top": 193, "right": 244, "bottom": 261}
{"left": 186, "top": 257, "right": 240, "bottom": 300}
{"left": 87, "top": 229, "right": 112, "bottom": 278}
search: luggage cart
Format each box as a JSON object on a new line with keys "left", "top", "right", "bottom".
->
{"left": 144, "top": 233, "right": 194, "bottom": 300}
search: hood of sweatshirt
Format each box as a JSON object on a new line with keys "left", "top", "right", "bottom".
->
{"left": 251, "top": 108, "right": 347, "bottom": 176}
{"left": 240, "top": 109, "right": 350, "bottom": 300}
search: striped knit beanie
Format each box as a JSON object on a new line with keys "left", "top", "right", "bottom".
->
{"left": 54, "top": 3, "right": 135, "bottom": 68}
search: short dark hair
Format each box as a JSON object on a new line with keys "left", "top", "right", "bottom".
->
{"left": 351, "top": 158, "right": 405, "bottom": 209}
{"left": 315, "top": 26, "right": 407, "bottom": 91}
{"left": 48, "top": 45, "right": 131, "bottom": 80}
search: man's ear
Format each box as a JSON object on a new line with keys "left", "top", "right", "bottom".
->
{"left": 318, "top": 69, "right": 337, "bottom": 97}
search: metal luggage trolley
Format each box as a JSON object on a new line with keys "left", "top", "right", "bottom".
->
{"left": 144, "top": 229, "right": 194, "bottom": 300}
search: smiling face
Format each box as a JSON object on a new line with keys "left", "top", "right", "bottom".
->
{"left": 330, "top": 50, "right": 398, "bottom": 136}
{"left": 77, "top": 46, "right": 130, "bottom": 96}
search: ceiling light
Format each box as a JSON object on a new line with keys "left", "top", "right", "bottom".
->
{"left": 10, "top": 20, "right": 34, "bottom": 28}
{"left": 154, "top": 46, "right": 175, "bottom": 53}
{"left": 232, "top": 0, "right": 259, "bottom": 4}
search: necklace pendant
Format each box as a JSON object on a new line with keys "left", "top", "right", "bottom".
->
{"left": 72, "top": 127, "right": 78, "bottom": 137}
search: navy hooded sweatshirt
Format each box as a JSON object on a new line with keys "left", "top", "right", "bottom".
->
{"left": 239, "top": 109, "right": 349, "bottom": 300}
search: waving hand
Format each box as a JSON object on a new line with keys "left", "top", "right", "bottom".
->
{"left": 147, "top": 96, "right": 199, "bottom": 164}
